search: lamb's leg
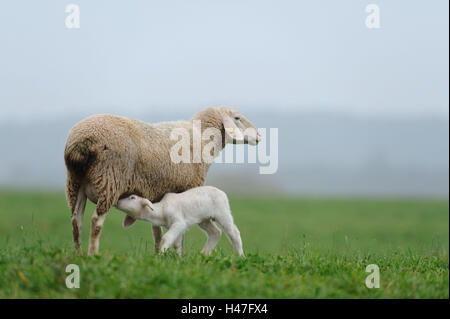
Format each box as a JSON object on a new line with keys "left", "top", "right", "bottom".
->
{"left": 173, "top": 234, "right": 184, "bottom": 256}
{"left": 199, "top": 219, "right": 222, "bottom": 255}
{"left": 88, "top": 195, "right": 115, "bottom": 256}
{"left": 216, "top": 215, "right": 244, "bottom": 256}
{"left": 71, "top": 188, "right": 86, "bottom": 255}
{"left": 160, "top": 222, "right": 187, "bottom": 254}
{"left": 177, "top": 233, "right": 185, "bottom": 255}
{"left": 152, "top": 226, "right": 163, "bottom": 253}
{"left": 227, "top": 224, "right": 244, "bottom": 256}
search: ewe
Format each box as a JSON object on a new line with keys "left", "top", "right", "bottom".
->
{"left": 116, "top": 186, "right": 244, "bottom": 256}
{"left": 64, "top": 107, "right": 260, "bottom": 255}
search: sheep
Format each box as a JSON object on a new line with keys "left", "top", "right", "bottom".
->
{"left": 64, "top": 106, "right": 260, "bottom": 255}
{"left": 116, "top": 186, "right": 244, "bottom": 256}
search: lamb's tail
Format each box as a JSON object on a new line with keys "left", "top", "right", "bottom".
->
{"left": 64, "top": 138, "right": 97, "bottom": 177}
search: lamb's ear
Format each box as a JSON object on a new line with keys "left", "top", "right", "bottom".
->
{"left": 142, "top": 198, "right": 155, "bottom": 211}
{"left": 222, "top": 115, "right": 244, "bottom": 143}
{"left": 123, "top": 215, "right": 136, "bottom": 228}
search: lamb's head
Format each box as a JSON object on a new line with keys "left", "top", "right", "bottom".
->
{"left": 219, "top": 107, "right": 261, "bottom": 146}
{"left": 116, "top": 195, "right": 155, "bottom": 228}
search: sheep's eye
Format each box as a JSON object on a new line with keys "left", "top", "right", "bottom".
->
{"left": 234, "top": 116, "right": 240, "bottom": 121}
{"left": 130, "top": 196, "right": 136, "bottom": 200}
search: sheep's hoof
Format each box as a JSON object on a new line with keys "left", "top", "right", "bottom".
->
{"left": 74, "top": 245, "right": 83, "bottom": 255}
{"left": 87, "top": 249, "right": 98, "bottom": 256}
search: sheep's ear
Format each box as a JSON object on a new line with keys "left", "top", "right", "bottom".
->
{"left": 123, "top": 215, "right": 136, "bottom": 228}
{"left": 142, "top": 198, "right": 155, "bottom": 211}
{"left": 222, "top": 115, "right": 244, "bottom": 143}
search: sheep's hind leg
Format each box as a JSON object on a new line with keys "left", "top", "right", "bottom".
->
{"left": 88, "top": 195, "right": 115, "bottom": 256}
{"left": 66, "top": 176, "right": 86, "bottom": 255}
{"left": 71, "top": 187, "right": 87, "bottom": 255}
{"left": 199, "top": 219, "right": 222, "bottom": 255}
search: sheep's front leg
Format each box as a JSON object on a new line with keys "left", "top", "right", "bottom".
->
{"left": 160, "top": 223, "right": 186, "bottom": 254}
{"left": 152, "top": 226, "right": 163, "bottom": 253}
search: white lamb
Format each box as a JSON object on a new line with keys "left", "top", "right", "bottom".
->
{"left": 116, "top": 186, "right": 244, "bottom": 256}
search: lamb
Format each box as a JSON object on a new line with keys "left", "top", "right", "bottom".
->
{"left": 116, "top": 186, "right": 244, "bottom": 256}
{"left": 64, "top": 106, "right": 260, "bottom": 255}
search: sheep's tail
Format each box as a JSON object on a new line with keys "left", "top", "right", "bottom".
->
{"left": 64, "top": 138, "right": 97, "bottom": 177}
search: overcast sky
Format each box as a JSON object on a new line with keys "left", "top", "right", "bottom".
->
{"left": 0, "top": 0, "right": 448, "bottom": 122}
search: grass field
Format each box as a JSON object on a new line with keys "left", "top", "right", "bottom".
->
{"left": 0, "top": 191, "right": 448, "bottom": 298}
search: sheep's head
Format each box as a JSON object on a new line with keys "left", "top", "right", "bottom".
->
{"left": 219, "top": 107, "right": 261, "bottom": 145}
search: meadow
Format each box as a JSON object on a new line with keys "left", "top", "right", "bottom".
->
{"left": 0, "top": 191, "right": 448, "bottom": 298}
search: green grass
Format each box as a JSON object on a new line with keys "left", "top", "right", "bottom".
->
{"left": 0, "top": 191, "right": 448, "bottom": 298}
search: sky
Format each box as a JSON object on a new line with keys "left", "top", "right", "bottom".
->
{"left": 0, "top": 0, "right": 448, "bottom": 122}
{"left": 0, "top": 1, "right": 448, "bottom": 196}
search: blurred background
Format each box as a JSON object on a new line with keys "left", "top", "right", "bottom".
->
{"left": 0, "top": 0, "right": 448, "bottom": 198}
{"left": 1, "top": 2, "right": 448, "bottom": 299}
